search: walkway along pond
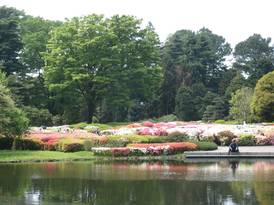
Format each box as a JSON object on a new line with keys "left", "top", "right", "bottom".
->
{"left": 185, "top": 146, "right": 274, "bottom": 158}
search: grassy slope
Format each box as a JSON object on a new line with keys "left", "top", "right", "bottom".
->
{"left": 0, "top": 151, "right": 94, "bottom": 163}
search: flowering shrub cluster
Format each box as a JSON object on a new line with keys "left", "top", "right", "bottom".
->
{"left": 92, "top": 142, "right": 198, "bottom": 157}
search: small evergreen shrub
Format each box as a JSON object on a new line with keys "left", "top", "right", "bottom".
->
{"left": 193, "top": 141, "right": 218, "bottom": 150}
{"left": 13, "top": 138, "right": 43, "bottom": 150}
{"left": 63, "top": 143, "right": 84, "bottom": 152}
{"left": 0, "top": 137, "right": 14, "bottom": 150}
{"left": 237, "top": 134, "right": 256, "bottom": 146}
{"left": 167, "top": 132, "right": 189, "bottom": 142}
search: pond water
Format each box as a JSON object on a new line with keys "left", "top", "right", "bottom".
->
{"left": 0, "top": 159, "right": 274, "bottom": 205}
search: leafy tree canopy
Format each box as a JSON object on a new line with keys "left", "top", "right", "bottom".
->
{"left": 251, "top": 71, "right": 274, "bottom": 122}
{"left": 234, "top": 34, "right": 274, "bottom": 86}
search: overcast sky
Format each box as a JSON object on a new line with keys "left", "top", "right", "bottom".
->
{"left": 1, "top": 0, "right": 274, "bottom": 47}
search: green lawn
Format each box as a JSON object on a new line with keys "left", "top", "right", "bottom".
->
{"left": 0, "top": 151, "right": 95, "bottom": 163}
{"left": 0, "top": 150, "right": 187, "bottom": 163}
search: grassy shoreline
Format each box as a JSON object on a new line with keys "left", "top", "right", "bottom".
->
{"left": 0, "top": 150, "right": 186, "bottom": 163}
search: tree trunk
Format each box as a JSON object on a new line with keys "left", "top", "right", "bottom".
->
{"left": 86, "top": 102, "right": 95, "bottom": 123}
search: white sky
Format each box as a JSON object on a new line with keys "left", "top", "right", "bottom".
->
{"left": 1, "top": 0, "right": 274, "bottom": 47}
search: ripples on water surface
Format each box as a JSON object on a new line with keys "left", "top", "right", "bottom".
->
{"left": 1, "top": 159, "right": 274, "bottom": 205}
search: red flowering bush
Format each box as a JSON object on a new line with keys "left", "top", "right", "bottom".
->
{"left": 111, "top": 147, "right": 131, "bottom": 157}
{"left": 143, "top": 121, "right": 154, "bottom": 127}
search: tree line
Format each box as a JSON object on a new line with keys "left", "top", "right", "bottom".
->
{"left": 0, "top": 6, "right": 273, "bottom": 133}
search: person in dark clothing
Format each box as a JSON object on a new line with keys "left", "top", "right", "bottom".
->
{"left": 228, "top": 139, "right": 239, "bottom": 154}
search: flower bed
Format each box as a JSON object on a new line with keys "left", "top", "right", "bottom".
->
{"left": 92, "top": 142, "right": 198, "bottom": 157}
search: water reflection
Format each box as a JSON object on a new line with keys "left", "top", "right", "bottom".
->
{"left": 0, "top": 160, "right": 274, "bottom": 205}
{"left": 229, "top": 160, "right": 239, "bottom": 177}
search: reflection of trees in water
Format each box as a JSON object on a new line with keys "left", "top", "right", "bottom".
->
{"left": 29, "top": 179, "right": 262, "bottom": 205}
{"left": 1, "top": 162, "right": 274, "bottom": 204}
{"left": 0, "top": 164, "right": 32, "bottom": 197}
{"left": 253, "top": 162, "right": 274, "bottom": 205}
{"left": 31, "top": 179, "right": 167, "bottom": 205}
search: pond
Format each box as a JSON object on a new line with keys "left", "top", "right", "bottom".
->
{"left": 0, "top": 159, "right": 274, "bottom": 205}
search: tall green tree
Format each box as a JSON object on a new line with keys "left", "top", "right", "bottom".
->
{"left": 202, "top": 96, "right": 226, "bottom": 122}
{"left": 229, "top": 87, "right": 253, "bottom": 122}
{"left": 161, "top": 28, "right": 231, "bottom": 114}
{"left": 0, "top": 6, "right": 24, "bottom": 75}
{"left": 175, "top": 85, "right": 196, "bottom": 121}
{"left": 44, "top": 15, "right": 161, "bottom": 123}
{"left": 251, "top": 71, "right": 274, "bottom": 122}
{"left": 234, "top": 34, "right": 274, "bottom": 86}
{"left": 0, "top": 71, "right": 28, "bottom": 136}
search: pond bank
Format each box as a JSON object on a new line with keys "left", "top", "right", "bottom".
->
{"left": 0, "top": 150, "right": 185, "bottom": 163}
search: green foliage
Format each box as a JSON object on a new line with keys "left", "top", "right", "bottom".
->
{"left": 167, "top": 131, "right": 189, "bottom": 141}
{"left": 23, "top": 106, "right": 53, "bottom": 126}
{"left": 0, "top": 73, "right": 29, "bottom": 136}
{"left": 237, "top": 134, "right": 256, "bottom": 146}
{"left": 193, "top": 141, "right": 218, "bottom": 150}
{"left": 251, "top": 71, "right": 274, "bottom": 122}
{"left": 225, "top": 71, "right": 246, "bottom": 98}
{"left": 156, "top": 114, "right": 178, "bottom": 122}
{"left": 229, "top": 87, "right": 254, "bottom": 123}
{"left": 70, "top": 122, "right": 112, "bottom": 131}
{"left": 234, "top": 34, "right": 274, "bottom": 86}
{"left": 43, "top": 14, "right": 161, "bottom": 123}
{"left": 214, "top": 120, "right": 238, "bottom": 124}
{"left": 161, "top": 28, "right": 231, "bottom": 114}
{"left": 202, "top": 97, "right": 226, "bottom": 122}
{"left": 0, "top": 6, "right": 24, "bottom": 75}
{"left": 105, "top": 134, "right": 190, "bottom": 147}
{"left": 175, "top": 85, "right": 196, "bottom": 121}
{"left": 12, "top": 138, "right": 42, "bottom": 150}
{"left": 55, "top": 139, "right": 84, "bottom": 152}
{"left": 0, "top": 137, "right": 14, "bottom": 150}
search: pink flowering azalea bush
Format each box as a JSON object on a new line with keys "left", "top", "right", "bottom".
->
{"left": 92, "top": 142, "right": 198, "bottom": 156}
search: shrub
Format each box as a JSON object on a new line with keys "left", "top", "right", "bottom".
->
{"left": 92, "top": 142, "right": 198, "bottom": 157}
{"left": 12, "top": 138, "right": 43, "bottom": 150}
{"left": 0, "top": 76, "right": 29, "bottom": 137}
{"left": 56, "top": 139, "right": 84, "bottom": 152}
{"left": 142, "top": 121, "right": 154, "bottom": 127}
{"left": 167, "top": 132, "right": 189, "bottom": 142}
{"left": 70, "top": 122, "right": 112, "bottom": 131}
{"left": 256, "top": 136, "right": 272, "bottom": 145}
{"left": 83, "top": 137, "right": 108, "bottom": 150}
{"left": 83, "top": 140, "right": 93, "bottom": 151}
{"left": 69, "top": 122, "right": 89, "bottom": 129}
{"left": 237, "top": 134, "right": 256, "bottom": 146}
{"left": 111, "top": 147, "right": 131, "bottom": 157}
{"left": 0, "top": 137, "right": 14, "bottom": 150}
{"left": 216, "top": 131, "right": 236, "bottom": 146}
{"left": 193, "top": 141, "right": 218, "bottom": 150}
{"left": 128, "top": 142, "right": 198, "bottom": 155}
{"left": 105, "top": 135, "right": 190, "bottom": 147}
{"left": 63, "top": 143, "right": 84, "bottom": 152}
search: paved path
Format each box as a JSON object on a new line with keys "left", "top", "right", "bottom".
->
{"left": 185, "top": 146, "right": 274, "bottom": 158}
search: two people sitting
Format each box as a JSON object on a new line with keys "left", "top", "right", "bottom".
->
{"left": 228, "top": 139, "right": 239, "bottom": 154}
